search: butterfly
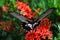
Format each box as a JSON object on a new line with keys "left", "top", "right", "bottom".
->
{"left": 8, "top": 8, "right": 55, "bottom": 31}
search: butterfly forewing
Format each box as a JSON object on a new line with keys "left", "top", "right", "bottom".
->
{"left": 37, "top": 8, "right": 54, "bottom": 22}
{"left": 9, "top": 13, "right": 28, "bottom": 23}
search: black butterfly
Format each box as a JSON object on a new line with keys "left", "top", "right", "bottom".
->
{"left": 9, "top": 8, "right": 55, "bottom": 31}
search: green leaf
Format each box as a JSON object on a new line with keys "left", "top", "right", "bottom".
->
{"left": 0, "top": 0, "right": 5, "bottom": 6}
{"left": 38, "top": 3, "right": 44, "bottom": 9}
{"left": 0, "top": 26, "right": 2, "bottom": 30}
{"left": 57, "top": 30, "right": 60, "bottom": 40}
{"left": 6, "top": 34, "right": 12, "bottom": 40}
{"left": 54, "top": 0, "right": 58, "bottom": 8}
{"left": 56, "top": 9, "right": 60, "bottom": 16}
{"left": 10, "top": 0, "right": 15, "bottom": 5}
{"left": 2, "top": 31, "right": 7, "bottom": 37}
{"left": 53, "top": 37, "right": 57, "bottom": 40}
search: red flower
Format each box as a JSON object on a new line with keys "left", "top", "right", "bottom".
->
{"left": 36, "top": 27, "right": 52, "bottom": 39}
{"left": 3, "top": 26, "right": 7, "bottom": 32}
{"left": 16, "top": 1, "right": 41, "bottom": 19}
{"left": 25, "top": 30, "right": 41, "bottom": 40}
{"left": 40, "top": 18, "right": 51, "bottom": 29}
{"left": 0, "top": 22, "right": 3, "bottom": 25}
{"left": 3, "top": 20, "right": 15, "bottom": 32}
{"left": 25, "top": 30, "right": 35, "bottom": 40}
{"left": 2, "top": 7, "right": 8, "bottom": 11}
{"left": 25, "top": 18, "right": 52, "bottom": 40}
{"left": 37, "top": 8, "right": 40, "bottom": 12}
{"left": 35, "top": 18, "right": 52, "bottom": 39}
{"left": 2, "top": 2, "right": 8, "bottom": 11}
{"left": 33, "top": 12, "right": 37, "bottom": 17}
{"left": 16, "top": 1, "right": 33, "bottom": 19}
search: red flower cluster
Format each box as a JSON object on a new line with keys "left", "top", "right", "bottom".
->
{"left": 2, "top": 20, "right": 15, "bottom": 32}
{"left": 40, "top": 18, "right": 51, "bottom": 29}
{"left": 25, "top": 18, "right": 52, "bottom": 40}
{"left": 36, "top": 27, "right": 52, "bottom": 40}
{"left": 2, "top": 7, "right": 8, "bottom": 11}
{"left": 16, "top": 1, "right": 33, "bottom": 19}
{"left": 0, "top": 22, "right": 3, "bottom": 25}
{"left": 26, "top": 30, "right": 41, "bottom": 40}
{"left": 2, "top": 2, "right": 8, "bottom": 11}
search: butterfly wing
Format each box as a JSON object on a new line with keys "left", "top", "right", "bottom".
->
{"left": 33, "top": 8, "right": 55, "bottom": 29}
{"left": 9, "top": 12, "right": 28, "bottom": 23}
{"left": 9, "top": 12, "right": 33, "bottom": 31}
{"left": 37, "top": 8, "right": 55, "bottom": 22}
